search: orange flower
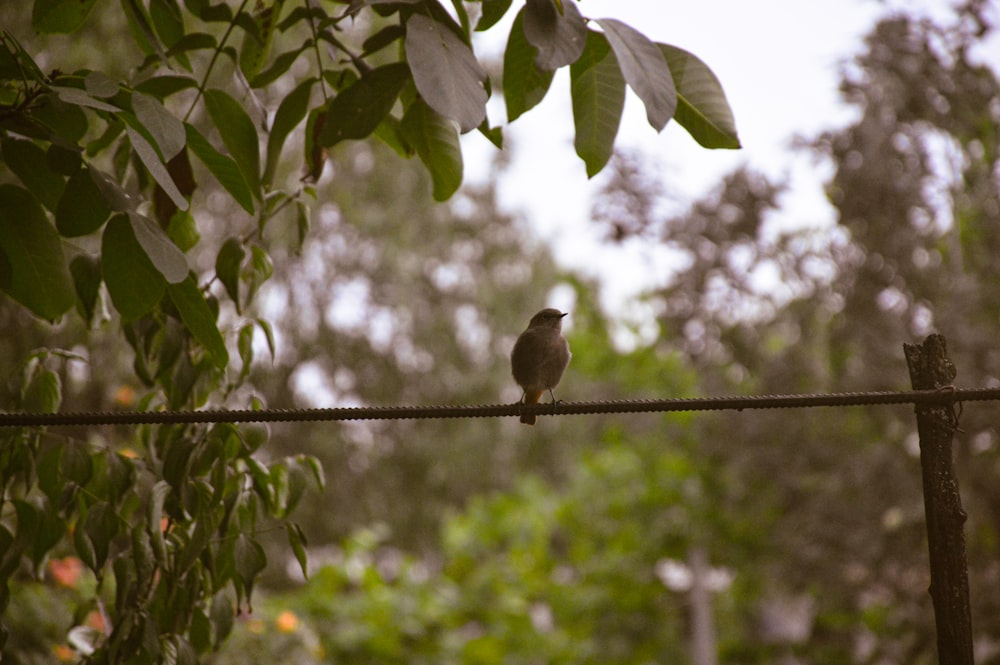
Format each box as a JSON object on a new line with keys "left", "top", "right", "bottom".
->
{"left": 86, "top": 610, "right": 106, "bottom": 633}
{"left": 113, "top": 385, "right": 136, "bottom": 406}
{"left": 53, "top": 644, "right": 75, "bottom": 662}
{"left": 48, "top": 557, "right": 83, "bottom": 588}
{"left": 275, "top": 610, "right": 299, "bottom": 633}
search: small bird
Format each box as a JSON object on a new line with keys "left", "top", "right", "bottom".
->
{"left": 511, "top": 308, "right": 571, "bottom": 425}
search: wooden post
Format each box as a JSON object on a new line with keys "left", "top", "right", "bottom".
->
{"left": 903, "top": 334, "right": 974, "bottom": 665}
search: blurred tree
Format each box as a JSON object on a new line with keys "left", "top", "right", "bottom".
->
{"left": 248, "top": 143, "right": 582, "bottom": 559}
{"left": 202, "top": 333, "right": 763, "bottom": 665}
{"left": 588, "top": 4, "right": 1000, "bottom": 662}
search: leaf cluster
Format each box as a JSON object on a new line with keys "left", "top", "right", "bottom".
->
{"left": 0, "top": 0, "right": 740, "bottom": 660}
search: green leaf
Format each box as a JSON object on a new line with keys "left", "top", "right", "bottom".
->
{"left": 404, "top": 14, "right": 488, "bottom": 133}
{"left": 0, "top": 185, "right": 74, "bottom": 319}
{"left": 37, "top": 446, "right": 63, "bottom": 501}
{"left": 62, "top": 441, "right": 93, "bottom": 485}
{"left": 56, "top": 165, "right": 111, "bottom": 237}
{"left": 300, "top": 454, "right": 325, "bottom": 491}
{"left": 203, "top": 89, "right": 261, "bottom": 200}
{"left": 210, "top": 594, "right": 234, "bottom": 648}
{"left": 248, "top": 40, "right": 310, "bottom": 89}
{"left": 132, "top": 92, "right": 186, "bottom": 160}
{"left": 101, "top": 213, "right": 166, "bottom": 320}
{"left": 112, "top": 558, "right": 136, "bottom": 627}
{"left": 131, "top": 521, "right": 155, "bottom": 587}
{"left": 294, "top": 199, "right": 309, "bottom": 252}
{"left": 126, "top": 125, "right": 189, "bottom": 210}
{"left": 0, "top": 525, "right": 17, "bottom": 581}
{"left": 74, "top": 516, "right": 98, "bottom": 572}
{"left": 372, "top": 113, "right": 411, "bottom": 157}
{"left": 149, "top": 0, "right": 185, "bottom": 49}
{"left": 255, "top": 317, "right": 275, "bottom": 361}
{"left": 303, "top": 107, "right": 326, "bottom": 182}
{"left": 319, "top": 64, "right": 408, "bottom": 148}
{"left": 71, "top": 254, "right": 103, "bottom": 324}
{"left": 128, "top": 211, "right": 188, "bottom": 283}
{"left": 503, "top": 8, "right": 554, "bottom": 123}
{"left": 276, "top": 5, "right": 317, "bottom": 31}
{"left": 477, "top": 0, "right": 513, "bottom": 31}
{"left": 215, "top": 237, "right": 246, "bottom": 311}
{"left": 522, "top": 0, "right": 586, "bottom": 70}
{"left": 47, "top": 145, "right": 82, "bottom": 176}
{"left": 32, "top": 0, "right": 99, "bottom": 33}
{"left": 263, "top": 77, "right": 314, "bottom": 187}
{"left": 237, "top": 321, "right": 254, "bottom": 379}
{"left": 658, "top": 43, "right": 740, "bottom": 149}
{"left": 83, "top": 501, "right": 118, "bottom": 570}
{"left": 247, "top": 457, "right": 275, "bottom": 510}
{"left": 33, "top": 93, "right": 89, "bottom": 143}
{"left": 167, "top": 274, "right": 230, "bottom": 368}
{"left": 240, "top": 423, "right": 269, "bottom": 455}
{"left": 148, "top": 480, "right": 171, "bottom": 564}
{"left": 89, "top": 166, "right": 133, "bottom": 211}
{"left": 123, "top": 0, "right": 167, "bottom": 60}
{"left": 199, "top": 2, "right": 234, "bottom": 22}
{"left": 162, "top": 438, "right": 195, "bottom": 492}
{"left": 134, "top": 75, "right": 199, "bottom": 99}
{"left": 362, "top": 25, "right": 404, "bottom": 56}
{"left": 167, "top": 210, "right": 200, "bottom": 252}
{"left": 1, "top": 138, "right": 65, "bottom": 212}
{"left": 164, "top": 32, "right": 217, "bottom": 58}
{"left": 51, "top": 85, "right": 121, "bottom": 112}
{"left": 101, "top": 450, "right": 134, "bottom": 503}
{"left": 189, "top": 605, "right": 212, "bottom": 653}
{"left": 47, "top": 146, "right": 82, "bottom": 179}
{"left": 245, "top": 244, "right": 273, "bottom": 302}
{"left": 285, "top": 523, "right": 308, "bottom": 579}
{"left": 570, "top": 31, "right": 625, "bottom": 177}
{"left": 233, "top": 534, "right": 267, "bottom": 587}
{"left": 86, "top": 119, "right": 125, "bottom": 157}
{"left": 0, "top": 31, "right": 46, "bottom": 82}
{"left": 239, "top": 0, "right": 282, "bottom": 81}
{"left": 596, "top": 19, "right": 675, "bottom": 132}
{"left": 23, "top": 367, "right": 62, "bottom": 413}
{"left": 15, "top": 499, "right": 65, "bottom": 568}
{"left": 401, "top": 99, "right": 463, "bottom": 201}
{"left": 477, "top": 118, "right": 503, "bottom": 148}
{"left": 84, "top": 71, "right": 119, "bottom": 98}
{"left": 185, "top": 123, "right": 255, "bottom": 214}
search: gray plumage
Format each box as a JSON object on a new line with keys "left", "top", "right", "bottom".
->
{"left": 511, "top": 308, "right": 571, "bottom": 425}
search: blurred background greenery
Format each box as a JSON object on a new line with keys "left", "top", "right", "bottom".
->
{"left": 3, "top": 1, "right": 1000, "bottom": 663}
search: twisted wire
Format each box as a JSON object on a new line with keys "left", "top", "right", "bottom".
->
{"left": 2, "top": 388, "right": 998, "bottom": 427}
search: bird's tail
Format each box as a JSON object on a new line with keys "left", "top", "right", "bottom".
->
{"left": 520, "top": 390, "right": 542, "bottom": 425}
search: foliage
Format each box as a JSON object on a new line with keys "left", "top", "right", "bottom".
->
{"left": 590, "top": 4, "right": 1000, "bottom": 661}
{"left": 0, "top": 0, "right": 738, "bottom": 661}
{"left": 205, "top": 409, "right": 764, "bottom": 665}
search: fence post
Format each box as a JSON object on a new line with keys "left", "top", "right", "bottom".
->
{"left": 903, "top": 334, "right": 974, "bottom": 665}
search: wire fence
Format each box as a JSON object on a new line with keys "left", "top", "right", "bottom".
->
{"left": 2, "top": 387, "right": 999, "bottom": 427}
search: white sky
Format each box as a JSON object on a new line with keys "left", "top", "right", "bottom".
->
{"left": 462, "top": 0, "right": 1000, "bottom": 323}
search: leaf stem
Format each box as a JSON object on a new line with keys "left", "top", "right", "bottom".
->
{"left": 305, "top": 0, "right": 330, "bottom": 102}
{"left": 184, "top": 0, "right": 253, "bottom": 123}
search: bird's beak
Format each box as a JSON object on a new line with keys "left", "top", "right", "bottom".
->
{"left": 560, "top": 312, "right": 568, "bottom": 318}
